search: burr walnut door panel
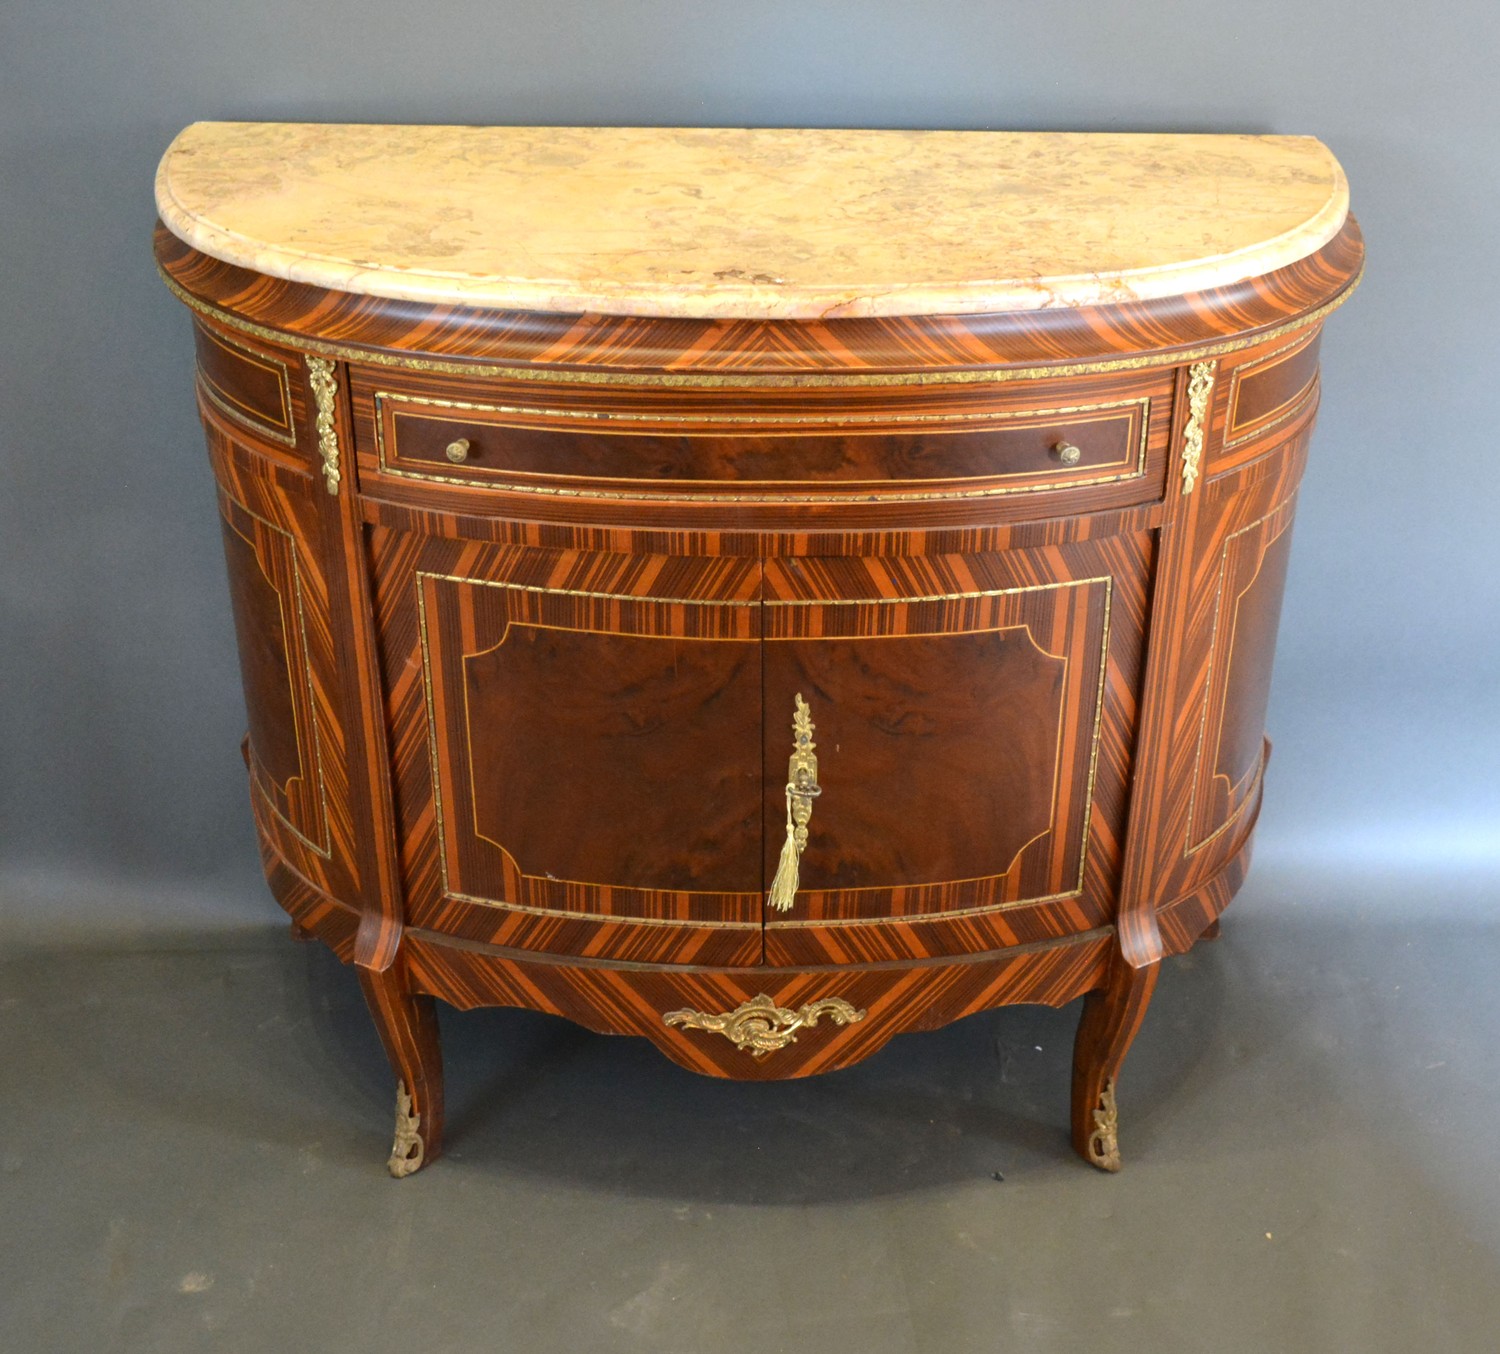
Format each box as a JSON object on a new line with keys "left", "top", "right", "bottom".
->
{"left": 761, "top": 539, "right": 1150, "bottom": 965}
{"left": 372, "top": 531, "right": 765, "bottom": 965}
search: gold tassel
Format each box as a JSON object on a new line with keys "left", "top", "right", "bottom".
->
{"left": 768, "top": 694, "right": 820, "bottom": 914}
{"left": 768, "top": 791, "right": 802, "bottom": 913}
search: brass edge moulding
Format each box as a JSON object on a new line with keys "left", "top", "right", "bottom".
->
{"left": 372, "top": 386, "right": 1150, "bottom": 430}
{"left": 305, "top": 355, "right": 341, "bottom": 495}
{"left": 664, "top": 993, "right": 866, "bottom": 1057}
{"left": 1180, "top": 360, "right": 1216, "bottom": 495}
{"left": 159, "top": 262, "right": 1363, "bottom": 389}
{"left": 768, "top": 694, "right": 822, "bottom": 913}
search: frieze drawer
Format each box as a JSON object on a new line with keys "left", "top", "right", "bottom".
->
{"left": 351, "top": 375, "right": 1159, "bottom": 501}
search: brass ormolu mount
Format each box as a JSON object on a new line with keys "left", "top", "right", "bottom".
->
{"left": 664, "top": 993, "right": 866, "bottom": 1058}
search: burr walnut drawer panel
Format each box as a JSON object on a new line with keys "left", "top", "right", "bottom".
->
{"left": 348, "top": 369, "right": 1166, "bottom": 503}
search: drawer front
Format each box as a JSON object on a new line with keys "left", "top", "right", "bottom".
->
{"left": 1205, "top": 327, "right": 1323, "bottom": 481}
{"left": 369, "top": 393, "right": 1144, "bottom": 494}
{"left": 193, "top": 321, "right": 298, "bottom": 447}
{"left": 1225, "top": 330, "right": 1321, "bottom": 448}
{"left": 349, "top": 369, "right": 1170, "bottom": 508}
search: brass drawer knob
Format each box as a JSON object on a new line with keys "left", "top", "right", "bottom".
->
{"left": 444, "top": 437, "right": 471, "bottom": 464}
{"left": 1052, "top": 440, "right": 1082, "bottom": 466}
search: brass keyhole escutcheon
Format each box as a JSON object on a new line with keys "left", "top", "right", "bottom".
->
{"left": 445, "top": 438, "right": 471, "bottom": 464}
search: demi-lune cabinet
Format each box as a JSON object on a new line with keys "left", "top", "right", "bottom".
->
{"left": 155, "top": 123, "right": 1361, "bottom": 1174}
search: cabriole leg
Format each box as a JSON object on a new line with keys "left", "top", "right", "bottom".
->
{"left": 1070, "top": 957, "right": 1159, "bottom": 1172}
{"left": 357, "top": 963, "right": 444, "bottom": 1177}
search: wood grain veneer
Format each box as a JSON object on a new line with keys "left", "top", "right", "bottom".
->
{"left": 156, "top": 125, "right": 1362, "bottom": 1176}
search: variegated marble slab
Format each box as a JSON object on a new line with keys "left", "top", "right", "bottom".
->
{"left": 156, "top": 123, "right": 1349, "bottom": 320}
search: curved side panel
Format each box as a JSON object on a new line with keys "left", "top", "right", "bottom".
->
{"left": 219, "top": 499, "right": 329, "bottom": 857}
{"left": 1186, "top": 501, "right": 1296, "bottom": 853}
{"left": 1134, "top": 414, "right": 1313, "bottom": 915}
{"left": 202, "top": 411, "right": 363, "bottom": 907}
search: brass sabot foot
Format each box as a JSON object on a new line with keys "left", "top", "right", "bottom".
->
{"left": 1086, "top": 1078, "right": 1123, "bottom": 1173}
{"left": 388, "top": 1080, "right": 425, "bottom": 1178}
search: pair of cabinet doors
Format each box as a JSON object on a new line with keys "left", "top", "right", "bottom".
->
{"left": 370, "top": 529, "right": 1149, "bottom": 969}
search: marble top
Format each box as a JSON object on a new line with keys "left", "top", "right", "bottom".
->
{"left": 156, "top": 123, "right": 1349, "bottom": 321}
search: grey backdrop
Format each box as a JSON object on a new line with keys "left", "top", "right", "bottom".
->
{"left": 2, "top": 0, "right": 1497, "bottom": 939}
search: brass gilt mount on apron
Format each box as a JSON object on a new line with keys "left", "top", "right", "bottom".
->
{"left": 154, "top": 123, "right": 1361, "bottom": 1175}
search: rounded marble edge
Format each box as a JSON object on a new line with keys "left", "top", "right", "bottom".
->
{"left": 154, "top": 129, "right": 1350, "bottom": 322}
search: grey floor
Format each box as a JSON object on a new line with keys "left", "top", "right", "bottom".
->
{"left": 3, "top": 862, "right": 1499, "bottom": 1354}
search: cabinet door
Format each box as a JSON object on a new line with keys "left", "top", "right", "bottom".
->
{"left": 372, "top": 531, "right": 764, "bottom": 964}
{"left": 762, "top": 541, "right": 1148, "bottom": 964}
